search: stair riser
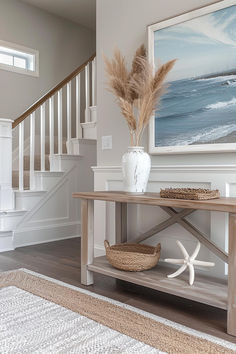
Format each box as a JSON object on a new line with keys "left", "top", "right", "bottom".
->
{"left": 15, "top": 191, "right": 46, "bottom": 210}
{"left": 34, "top": 173, "right": 64, "bottom": 191}
{"left": 0, "top": 188, "right": 14, "bottom": 210}
{"left": 0, "top": 212, "right": 26, "bottom": 231}
{"left": 81, "top": 121, "right": 97, "bottom": 139}
{"left": 0, "top": 231, "right": 14, "bottom": 252}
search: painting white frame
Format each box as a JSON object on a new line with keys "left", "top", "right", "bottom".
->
{"left": 148, "top": 0, "right": 236, "bottom": 155}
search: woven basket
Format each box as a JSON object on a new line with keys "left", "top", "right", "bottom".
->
{"left": 104, "top": 240, "right": 161, "bottom": 272}
{"left": 160, "top": 188, "right": 220, "bottom": 200}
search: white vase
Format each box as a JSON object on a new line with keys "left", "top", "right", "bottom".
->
{"left": 122, "top": 146, "right": 151, "bottom": 194}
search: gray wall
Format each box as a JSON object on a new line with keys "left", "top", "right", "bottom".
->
{"left": 0, "top": 0, "right": 95, "bottom": 120}
{"left": 96, "top": 0, "right": 236, "bottom": 166}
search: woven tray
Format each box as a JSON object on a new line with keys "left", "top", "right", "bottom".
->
{"left": 104, "top": 240, "right": 161, "bottom": 272}
{"left": 160, "top": 188, "right": 220, "bottom": 200}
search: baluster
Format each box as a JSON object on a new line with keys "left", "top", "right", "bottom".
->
{"left": 40, "top": 104, "right": 45, "bottom": 171}
{"left": 58, "top": 89, "right": 62, "bottom": 154}
{"left": 18, "top": 121, "right": 24, "bottom": 191}
{"left": 92, "top": 57, "right": 96, "bottom": 107}
{"left": 49, "top": 96, "right": 54, "bottom": 158}
{"left": 76, "top": 74, "right": 82, "bottom": 139}
{"left": 85, "top": 63, "right": 90, "bottom": 122}
{"left": 29, "top": 112, "right": 35, "bottom": 190}
{"left": 67, "top": 81, "right": 72, "bottom": 154}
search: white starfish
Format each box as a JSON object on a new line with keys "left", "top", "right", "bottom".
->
{"left": 164, "top": 240, "right": 215, "bottom": 285}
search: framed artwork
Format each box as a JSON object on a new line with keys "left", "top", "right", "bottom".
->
{"left": 148, "top": 0, "right": 236, "bottom": 154}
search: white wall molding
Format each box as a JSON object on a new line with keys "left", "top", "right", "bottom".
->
{"left": 93, "top": 164, "right": 234, "bottom": 279}
{"left": 92, "top": 164, "right": 236, "bottom": 173}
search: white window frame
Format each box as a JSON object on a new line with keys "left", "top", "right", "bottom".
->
{"left": 0, "top": 40, "right": 39, "bottom": 77}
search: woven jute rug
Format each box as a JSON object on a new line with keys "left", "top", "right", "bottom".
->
{"left": 0, "top": 269, "right": 235, "bottom": 354}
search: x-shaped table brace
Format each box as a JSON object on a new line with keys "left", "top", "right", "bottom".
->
{"left": 130, "top": 206, "right": 228, "bottom": 264}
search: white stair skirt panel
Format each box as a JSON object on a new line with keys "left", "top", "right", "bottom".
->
{"left": 13, "top": 141, "right": 96, "bottom": 249}
{"left": 0, "top": 140, "right": 96, "bottom": 251}
{"left": 92, "top": 165, "right": 236, "bottom": 280}
{"left": 13, "top": 167, "right": 81, "bottom": 248}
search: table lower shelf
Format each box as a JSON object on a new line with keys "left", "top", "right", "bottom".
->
{"left": 88, "top": 256, "right": 228, "bottom": 310}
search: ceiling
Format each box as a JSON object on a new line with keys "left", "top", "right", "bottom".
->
{"left": 20, "top": 0, "right": 96, "bottom": 30}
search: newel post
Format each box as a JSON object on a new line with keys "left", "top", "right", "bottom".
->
{"left": 0, "top": 119, "right": 14, "bottom": 210}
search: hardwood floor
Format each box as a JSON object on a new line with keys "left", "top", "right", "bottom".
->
{"left": 0, "top": 237, "right": 235, "bottom": 344}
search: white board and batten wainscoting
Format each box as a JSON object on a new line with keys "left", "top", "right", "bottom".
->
{"left": 92, "top": 164, "right": 236, "bottom": 279}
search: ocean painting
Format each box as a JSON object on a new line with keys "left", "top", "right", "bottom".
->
{"left": 154, "top": 5, "right": 236, "bottom": 147}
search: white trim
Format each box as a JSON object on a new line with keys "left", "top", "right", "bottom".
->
{"left": 13, "top": 221, "right": 80, "bottom": 248}
{"left": 94, "top": 243, "right": 105, "bottom": 257}
{"left": 147, "top": 0, "right": 236, "bottom": 155}
{"left": 0, "top": 40, "right": 39, "bottom": 77}
{"left": 92, "top": 164, "right": 236, "bottom": 173}
{"left": 14, "top": 235, "right": 79, "bottom": 249}
{"left": 34, "top": 171, "right": 64, "bottom": 177}
{"left": 14, "top": 190, "right": 47, "bottom": 197}
{"left": 50, "top": 154, "right": 83, "bottom": 160}
{"left": 0, "top": 210, "right": 26, "bottom": 217}
{"left": 81, "top": 121, "right": 97, "bottom": 128}
{"left": 16, "top": 220, "right": 80, "bottom": 233}
{"left": 19, "top": 268, "right": 236, "bottom": 351}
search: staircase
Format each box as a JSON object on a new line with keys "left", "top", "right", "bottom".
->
{"left": 0, "top": 54, "right": 97, "bottom": 252}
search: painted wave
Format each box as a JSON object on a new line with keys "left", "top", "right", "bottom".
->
{"left": 196, "top": 75, "right": 236, "bottom": 83}
{"left": 155, "top": 72, "right": 236, "bottom": 147}
{"left": 166, "top": 124, "right": 236, "bottom": 146}
{"left": 206, "top": 97, "right": 236, "bottom": 110}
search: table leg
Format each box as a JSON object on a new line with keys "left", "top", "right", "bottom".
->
{"left": 227, "top": 213, "right": 236, "bottom": 336}
{"left": 115, "top": 202, "right": 127, "bottom": 243}
{"left": 81, "top": 198, "right": 94, "bottom": 285}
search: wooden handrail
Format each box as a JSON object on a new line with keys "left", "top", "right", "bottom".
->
{"left": 13, "top": 53, "right": 96, "bottom": 129}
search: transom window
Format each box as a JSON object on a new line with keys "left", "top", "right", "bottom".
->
{"left": 0, "top": 40, "right": 39, "bottom": 76}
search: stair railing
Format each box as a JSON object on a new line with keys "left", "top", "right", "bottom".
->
{"left": 12, "top": 53, "right": 96, "bottom": 191}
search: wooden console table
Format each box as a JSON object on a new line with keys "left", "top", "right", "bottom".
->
{"left": 73, "top": 191, "right": 236, "bottom": 336}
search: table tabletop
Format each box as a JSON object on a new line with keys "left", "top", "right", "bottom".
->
{"left": 73, "top": 191, "right": 236, "bottom": 213}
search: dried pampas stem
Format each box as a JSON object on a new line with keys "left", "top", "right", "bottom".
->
{"left": 104, "top": 45, "right": 176, "bottom": 146}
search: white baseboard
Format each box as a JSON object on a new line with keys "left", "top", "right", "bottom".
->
{"left": 14, "top": 235, "right": 80, "bottom": 249}
{"left": 13, "top": 221, "right": 81, "bottom": 249}
{"left": 94, "top": 243, "right": 105, "bottom": 257}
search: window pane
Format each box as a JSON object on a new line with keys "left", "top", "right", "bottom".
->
{"left": 0, "top": 53, "right": 13, "bottom": 66}
{"left": 14, "top": 56, "right": 26, "bottom": 69}
{"left": 0, "top": 42, "right": 37, "bottom": 75}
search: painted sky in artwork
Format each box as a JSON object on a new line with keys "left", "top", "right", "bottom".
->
{"left": 154, "top": 5, "right": 236, "bottom": 81}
